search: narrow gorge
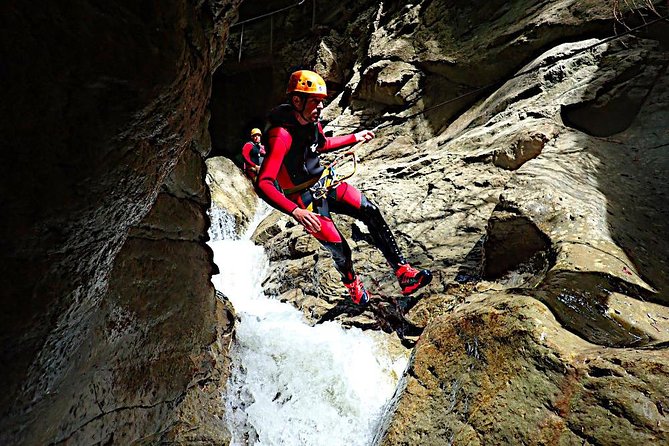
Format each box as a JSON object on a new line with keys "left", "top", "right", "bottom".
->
{"left": 1, "top": 1, "right": 668, "bottom": 445}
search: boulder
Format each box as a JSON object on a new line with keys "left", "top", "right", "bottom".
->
{"left": 206, "top": 156, "right": 259, "bottom": 235}
{"left": 375, "top": 293, "right": 669, "bottom": 445}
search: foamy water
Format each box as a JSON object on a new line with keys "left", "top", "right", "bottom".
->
{"left": 208, "top": 205, "right": 406, "bottom": 446}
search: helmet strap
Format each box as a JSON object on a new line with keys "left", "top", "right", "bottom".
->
{"left": 290, "top": 93, "right": 313, "bottom": 123}
{"left": 290, "top": 93, "right": 308, "bottom": 113}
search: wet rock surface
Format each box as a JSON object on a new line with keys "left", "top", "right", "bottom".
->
{"left": 206, "top": 156, "right": 259, "bottom": 234}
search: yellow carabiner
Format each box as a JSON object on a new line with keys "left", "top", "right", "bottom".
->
{"left": 309, "top": 151, "right": 358, "bottom": 200}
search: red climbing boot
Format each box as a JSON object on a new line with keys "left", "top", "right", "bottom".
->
{"left": 396, "top": 264, "right": 432, "bottom": 295}
{"left": 344, "top": 276, "right": 370, "bottom": 305}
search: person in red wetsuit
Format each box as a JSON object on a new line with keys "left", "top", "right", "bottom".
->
{"left": 257, "top": 70, "right": 432, "bottom": 304}
{"left": 241, "top": 128, "right": 266, "bottom": 182}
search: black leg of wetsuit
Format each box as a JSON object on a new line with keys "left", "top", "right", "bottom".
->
{"left": 321, "top": 239, "right": 356, "bottom": 283}
{"left": 331, "top": 195, "right": 406, "bottom": 270}
{"left": 312, "top": 196, "right": 356, "bottom": 283}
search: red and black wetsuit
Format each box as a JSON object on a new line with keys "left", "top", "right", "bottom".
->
{"left": 242, "top": 141, "right": 265, "bottom": 181}
{"left": 257, "top": 104, "right": 406, "bottom": 283}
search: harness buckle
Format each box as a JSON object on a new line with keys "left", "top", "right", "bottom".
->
{"left": 309, "top": 151, "right": 357, "bottom": 200}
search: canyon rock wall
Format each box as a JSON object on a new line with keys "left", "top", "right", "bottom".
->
{"left": 0, "top": 1, "right": 240, "bottom": 444}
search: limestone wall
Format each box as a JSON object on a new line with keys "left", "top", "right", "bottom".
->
{"left": 0, "top": 1, "right": 241, "bottom": 444}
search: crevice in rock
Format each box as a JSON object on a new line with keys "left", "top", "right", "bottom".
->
{"left": 160, "top": 185, "right": 209, "bottom": 206}
{"left": 455, "top": 236, "right": 485, "bottom": 284}
{"left": 508, "top": 84, "right": 544, "bottom": 104}
{"left": 564, "top": 420, "right": 601, "bottom": 446}
{"left": 637, "top": 340, "right": 669, "bottom": 350}
{"left": 126, "top": 233, "right": 206, "bottom": 243}
{"left": 529, "top": 271, "right": 657, "bottom": 348}
{"left": 482, "top": 212, "right": 553, "bottom": 282}
{"left": 462, "top": 153, "right": 493, "bottom": 164}
{"left": 587, "top": 365, "right": 620, "bottom": 378}
{"left": 48, "top": 396, "right": 181, "bottom": 446}
{"left": 561, "top": 61, "right": 668, "bottom": 137}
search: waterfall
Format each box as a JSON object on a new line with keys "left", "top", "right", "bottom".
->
{"left": 208, "top": 204, "right": 407, "bottom": 446}
{"left": 208, "top": 206, "right": 238, "bottom": 241}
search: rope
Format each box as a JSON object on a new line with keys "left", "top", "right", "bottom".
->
{"left": 231, "top": 0, "right": 307, "bottom": 28}
{"left": 324, "top": 13, "right": 669, "bottom": 132}
{"left": 238, "top": 24, "right": 243, "bottom": 62}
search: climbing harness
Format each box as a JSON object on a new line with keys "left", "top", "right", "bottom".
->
{"left": 309, "top": 151, "right": 357, "bottom": 200}
{"left": 280, "top": 151, "right": 358, "bottom": 211}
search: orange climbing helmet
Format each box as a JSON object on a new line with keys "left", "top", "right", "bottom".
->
{"left": 250, "top": 128, "right": 262, "bottom": 136}
{"left": 286, "top": 70, "right": 327, "bottom": 98}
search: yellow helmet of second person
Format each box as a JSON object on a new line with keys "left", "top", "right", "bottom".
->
{"left": 286, "top": 70, "right": 327, "bottom": 98}
{"left": 250, "top": 128, "right": 262, "bottom": 137}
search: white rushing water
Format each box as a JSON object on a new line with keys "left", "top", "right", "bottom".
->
{"left": 208, "top": 204, "right": 407, "bottom": 446}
